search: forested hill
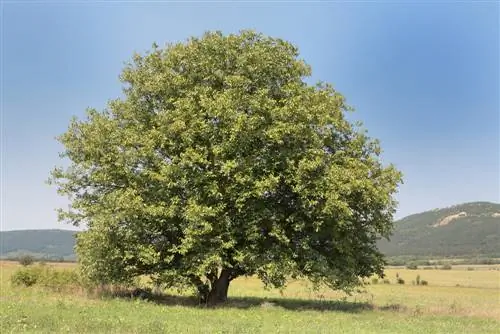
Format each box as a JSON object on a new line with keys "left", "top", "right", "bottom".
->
{"left": 2, "top": 202, "right": 499, "bottom": 261}
{"left": 378, "top": 202, "right": 500, "bottom": 258}
{"left": 0, "top": 229, "right": 77, "bottom": 261}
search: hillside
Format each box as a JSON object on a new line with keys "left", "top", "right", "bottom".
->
{"left": 0, "top": 229, "right": 77, "bottom": 261}
{"left": 1, "top": 202, "right": 499, "bottom": 261}
{"left": 378, "top": 202, "right": 500, "bottom": 258}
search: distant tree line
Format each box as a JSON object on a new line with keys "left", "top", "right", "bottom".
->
{"left": 5, "top": 254, "right": 77, "bottom": 264}
{"left": 385, "top": 256, "right": 500, "bottom": 266}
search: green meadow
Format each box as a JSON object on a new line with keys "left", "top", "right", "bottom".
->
{"left": 1, "top": 261, "right": 499, "bottom": 333}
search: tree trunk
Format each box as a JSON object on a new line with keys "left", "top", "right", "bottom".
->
{"left": 207, "top": 269, "right": 231, "bottom": 306}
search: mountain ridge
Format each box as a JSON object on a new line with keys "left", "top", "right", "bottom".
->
{"left": 0, "top": 229, "right": 78, "bottom": 261}
{"left": 378, "top": 201, "right": 500, "bottom": 258}
{"left": 1, "top": 201, "right": 499, "bottom": 260}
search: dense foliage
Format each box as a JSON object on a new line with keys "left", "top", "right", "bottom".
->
{"left": 50, "top": 31, "right": 402, "bottom": 304}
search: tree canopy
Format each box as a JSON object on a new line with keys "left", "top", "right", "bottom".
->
{"left": 50, "top": 30, "right": 402, "bottom": 305}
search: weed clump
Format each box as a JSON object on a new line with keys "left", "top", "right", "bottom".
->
{"left": 396, "top": 278, "right": 405, "bottom": 285}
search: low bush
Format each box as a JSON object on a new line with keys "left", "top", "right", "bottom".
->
{"left": 371, "top": 278, "right": 379, "bottom": 285}
{"left": 18, "top": 255, "right": 35, "bottom": 266}
{"left": 39, "top": 268, "right": 81, "bottom": 290}
{"left": 11, "top": 266, "right": 43, "bottom": 286}
{"left": 383, "top": 279, "right": 391, "bottom": 284}
{"left": 420, "top": 280, "right": 428, "bottom": 285}
{"left": 396, "top": 278, "right": 405, "bottom": 285}
{"left": 10, "top": 265, "right": 81, "bottom": 290}
{"left": 440, "top": 264, "right": 452, "bottom": 270}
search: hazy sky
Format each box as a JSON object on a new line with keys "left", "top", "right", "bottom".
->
{"left": 2, "top": 2, "right": 499, "bottom": 231}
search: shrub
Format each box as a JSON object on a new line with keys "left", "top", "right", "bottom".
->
{"left": 18, "top": 254, "right": 35, "bottom": 266}
{"left": 39, "top": 268, "right": 80, "bottom": 290}
{"left": 10, "top": 265, "right": 80, "bottom": 290}
{"left": 423, "top": 266, "right": 433, "bottom": 270}
{"left": 440, "top": 264, "right": 452, "bottom": 270}
{"left": 467, "top": 267, "right": 474, "bottom": 271}
{"left": 396, "top": 278, "right": 405, "bottom": 284}
{"left": 406, "top": 263, "right": 418, "bottom": 270}
{"left": 11, "top": 266, "right": 42, "bottom": 286}
{"left": 371, "top": 278, "right": 379, "bottom": 285}
{"left": 420, "top": 280, "right": 428, "bottom": 285}
{"left": 416, "top": 275, "right": 421, "bottom": 285}
{"left": 383, "top": 279, "right": 391, "bottom": 284}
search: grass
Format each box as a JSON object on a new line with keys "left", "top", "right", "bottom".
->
{"left": 1, "top": 261, "right": 499, "bottom": 333}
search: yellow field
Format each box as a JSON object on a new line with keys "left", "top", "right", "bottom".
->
{"left": 227, "top": 267, "right": 500, "bottom": 319}
{"left": 2, "top": 261, "right": 498, "bottom": 319}
{"left": 1, "top": 261, "right": 499, "bottom": 333}
{"left": 383, "top": 267, "right": 500, "bottom": 288}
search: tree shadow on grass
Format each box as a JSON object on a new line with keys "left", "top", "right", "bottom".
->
{"left": 227, "top": 296, "right": 374, "bottom": 313}
{"left": 101, "top": 288, "right": 373, "bottom": 313}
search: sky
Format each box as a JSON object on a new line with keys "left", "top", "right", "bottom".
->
{"left": 1, "top": 1, "right": 499, "bottom": 231}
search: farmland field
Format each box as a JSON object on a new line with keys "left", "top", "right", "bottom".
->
{"left": 0, "top": 261, "right": 499, "bottom": 333}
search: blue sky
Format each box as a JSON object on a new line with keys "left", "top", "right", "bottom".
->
{"left": 1, "top": 1, "right": 498, "bottom": 231}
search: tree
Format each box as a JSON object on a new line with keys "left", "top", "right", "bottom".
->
{"left": 49, "top": 30, "right": 402, "bottom": 305}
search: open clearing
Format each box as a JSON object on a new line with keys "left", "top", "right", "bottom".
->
{"left": 1, "top": 261, "right": 499, "bottom": 333}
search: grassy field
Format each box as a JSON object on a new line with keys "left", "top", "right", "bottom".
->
{"left": 1, "top": 261, "right": 499, "bottom": 333}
